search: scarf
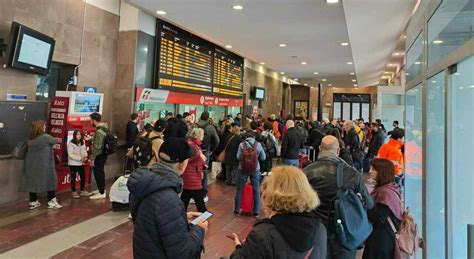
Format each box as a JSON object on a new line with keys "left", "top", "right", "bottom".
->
{"left": 371, "top": 182, "right": 403, "bottom": 220}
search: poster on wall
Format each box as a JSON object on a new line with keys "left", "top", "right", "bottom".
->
{"left": 294, "top": 101, "right": 308, "bottom": 119}
{"left": 48, "top": 96, "right": 69, "bottom": 162}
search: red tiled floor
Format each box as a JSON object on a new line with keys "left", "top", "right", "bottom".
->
{"left": 52, "top": 181, "right": 258, "bottom": 259}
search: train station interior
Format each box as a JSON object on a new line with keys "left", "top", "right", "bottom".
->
{"left": 0, "top": 0, "right": 473, "bottom": 258}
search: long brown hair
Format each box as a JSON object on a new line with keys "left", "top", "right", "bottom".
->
{"left": 371, "top": 158, "right": 395, "bottom": 187}
{"left": 29, "top": 120, "right": 46, "bottom": 140}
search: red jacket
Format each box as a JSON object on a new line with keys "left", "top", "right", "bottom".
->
{"left": 182, "top": 138, "right": 206, "bottom": 190}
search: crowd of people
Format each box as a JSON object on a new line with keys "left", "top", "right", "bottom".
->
{"left": 22, "top": 109, "right": 407, "bottom": 258}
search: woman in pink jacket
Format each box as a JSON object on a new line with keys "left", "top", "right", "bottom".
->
{"left": 181, "top": 128, "right": 207, "bottom": 212}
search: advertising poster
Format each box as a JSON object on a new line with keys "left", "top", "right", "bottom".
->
{"left": 48, "top": 96, "right": 69, "bottom": 162}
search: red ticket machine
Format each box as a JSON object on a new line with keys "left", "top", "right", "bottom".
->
{"left": 49, "top": 91, "right": 104, "bottom": 192}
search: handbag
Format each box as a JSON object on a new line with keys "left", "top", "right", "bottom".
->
{"left": 217, "top": 135, "right": 234, "bottom": 162}
{"left": 12, "top": 141, "right": 27, "bottom": 159}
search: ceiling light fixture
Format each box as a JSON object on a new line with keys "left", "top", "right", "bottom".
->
{"left": 431, "top": 80, "right": 437, "bottom": 83}
{"left": 260, "top": 62, "right": 265, "bottom": 65}
{"left": 388, "top": 63, "right": 396, "bottom": 67}
{"left": 294, "top": 78, "right": 298, "bottom": 81}
{"left": 353, "top": 84, "right": 358, "bottom": 87}
{"left": 301, "top": 61, "right": 307, "bottom": 65}
{"left": 225, "top": 45, "right": 232, "bottom": 49}
{"left": 340, "top": 42, "right": 349, "bottom": 46}
{"left": 328, "top": 84, "right": 332, "bottom": 86}
{"left": 433, "top": 40, "right": 443, "bottom": 44}
{"left": 232, "top": 5, "right": 243, "bottom": 10}
{"left": 156, "top": 10, "right": 167, "bottom": 15}
{"left": 326, "top": 0, "right": 339, "bottom": 3}
{"left": 350, "top": 72, "right": 355, "bottom": 75}
{"left": 322, "top": 79, "right": 327, "bottom": 82}
{"left": 455, "top": 72, "right": 461, "bottom": 76}
{"left": 279, "top": 43, "right": 287, "bottom": 47}
{"left": 280, "top": 72, "right": 285, "bottom": 75}
{"left": 414, "top": 61, "right": 421, "bottom": 65}
{"left": 313, "top": 72, "right": 319, "bottom": 75}
{"left": 347, "top": 61, "right": 353, "bottom": 65}
{"left": 352, "top": 79, "right": 356, "bottom": 82}
{"left": 304, "top": 83, "right": 308, "bottom": 86}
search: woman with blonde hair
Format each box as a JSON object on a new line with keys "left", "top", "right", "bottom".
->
{"left": 24, "top": 120, "right": 62, "bottom": 210}
{"left": 230, "top": 166, "right": 326, "bottom": 258}
{"left": 181, "top": 128, "right": 208, "bottom": 212}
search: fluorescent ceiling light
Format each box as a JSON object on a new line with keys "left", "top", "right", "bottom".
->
{"left": 313, "top": 72, "right": 319, "bottom": 75}
{"left": 280, "top": 72, "right": 285, "bottom": 75}
{"left": 388, "top": 63, "right": 396, "bottom": 66}
{"left": 304, "top": 83, "right": 308, "bottom": 86}
{"left": 353, "top": 84, "right": 358, "bottom": 87}
{"left": 350, "top": 72, "right": 355, "bottom": 75}
{"left": 156, "top": 10, "right": 167, "bottom": 15}
{"left": 347, "top": 61, "right": 353, "bottom": 65}
{"left": 328, "top": 84, "right": 332, "bottom": 86}
{"left": 225, "top": 45, "right": 232, "bottom": 49}
{"left": 260, "top": 62, "right": 265, "bottom": 65}
{"left": 414, "top": 61, "right": 421, "bottom": 65}
{"left": 431, "top": 80, "right": 437, "bottom": 83}
{"left": 340, "top": 42, "right": 349, "bottom": 46}
{"left": 433, "top": 40, "right": 443, "bottom": 44}
{"left": 294, "top": 78, "right": 298, "bottom": 81}
{"left": 232, "top": 5, "right": 243, "bottom": 10}
{"left": 279, "top": 43, "right": 287, "bottom": 47}
{"left": 352, "top": 79, "right": 356, "bottom": 82}
{"left": 322, "top": 79, "right": 327, "bottom": 82}
{"left": 326, "top": 0, "right": 339, "bottom": 3}
{"left": 301, "top": 61, "right": 307, "bottom": 65}
{"left": 455, "top": 72, "right": 460, "bottom": 76}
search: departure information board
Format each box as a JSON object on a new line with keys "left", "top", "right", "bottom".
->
{"left": 155, "top": 19, "right": 243, "bottom": 97}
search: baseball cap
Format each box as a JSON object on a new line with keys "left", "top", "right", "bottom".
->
{"left": 153, "top": 119, "right": 168, "bottom": 132}
{"left": 158, "top": 137, "right": 196, "bottom": 163}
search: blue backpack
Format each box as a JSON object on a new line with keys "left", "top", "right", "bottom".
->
{"left": 334, "top": 163, "right": 372, "bottom": 251}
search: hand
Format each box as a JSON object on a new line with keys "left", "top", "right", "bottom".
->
{"left": 196, "top": 220, "right": 208, "bottom": 232}
{"left": 232, "top": 233, "right": 242, "bottom": 246}
{"left": 200, "top": 153, "right": 207, "bottom": 161}
{"left": 90, "top": 160, "right": 95, "bottom": 167}
{"left": 187, "top": 212, "right": 202, "bottom": 222}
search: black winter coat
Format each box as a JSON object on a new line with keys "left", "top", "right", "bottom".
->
{"left": 164, "top": 118, "right": 188, "bottom": 139}
{"left": 230, "top": 212, "right": 327, "bottom": 259}
{"left": 343, "top": 128, "right": 359, "bottom": 153}
{"left": 125, "top": 121, "right": 139, "bottom": 148}
{"left": 281, "top": 127, "right": 304, "bottom": 159}
{"left": 368, "top": 130, "right": 385, "bottom": 158}
{"left": 303, "top": 153, "right": 373, "bottom": 230}
{"left": 127, "top": 163, "right": 205, "bottom": 259}
{"left": 224, "top": 134, "right": 243, "bottom": 166}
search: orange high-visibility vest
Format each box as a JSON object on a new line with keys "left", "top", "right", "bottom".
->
{"left": 377, "top": 138, "right": 404, "bottom": 175}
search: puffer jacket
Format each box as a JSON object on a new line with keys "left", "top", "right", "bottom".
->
{"left": 67, "top": 142, "right": 88, "bottom": 166}
{"left": 127, "top": 163, "right": 205, "bottom": 259}
{"left": 303, "top": 152, "right": 373, "bottom": 231}
{"left": 230, "top": 212, "right": 327, "bottom": 259}
{"left": 182, "top": 138, "right": 206, "bottom": 190}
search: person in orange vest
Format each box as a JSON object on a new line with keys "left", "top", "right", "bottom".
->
{"left": 269, "top": 114, "right": 281, "bottom": 139}
{"left": 377, "top": 130, "right": 404, "bottom": 175}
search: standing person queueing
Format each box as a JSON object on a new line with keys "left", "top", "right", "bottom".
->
{"left": 24, "top": 120, "right": 63, "bottom": 210}
{"left": 125, "top": 113, "right": 140, "bottom": 149}
{"left": 67, "top": 130, "right": 91, "bottom": 198}
{"left": 146, "top": 119, "right": 167, "bottom": 167}
{"left": 343, "top": 120, "right": 363, "bottom": 171}
{"left": 197, "top": 112, "right": 220, "bottom": 202}
{"left": 303, "top": 135, "right": 373, "bottom": 259}
{"left": 234, "top": 130, "right": 266, "bottom": 217}
{"left": 164, "top": 112, "right": 186, "bottom": 138}
{"left": 224, "top": 125, "right": 243, "bottom": 185}
{"left": 281, "top": 119, "right": 303, "bottom": 167}
{"left": 377, "top": 129, "right": 405, "bottom": 178}
{"left": 87, "top": 112, "right": 109, "bottom": 200}
{"left": 181, "top": 128, "right": 208, "bottom": 212}
{"left": 363, "top": 158, "right": 403, "bottom": 259}
{"left": 127, "top": 137, "right": 208, "bottom": 258}
{"left": 367, "top": 122, "right": 385, "bottom": 161}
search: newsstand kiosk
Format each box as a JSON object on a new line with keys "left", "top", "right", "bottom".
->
{"left": 49, "top": 91, "right": 104, "bottom": 191}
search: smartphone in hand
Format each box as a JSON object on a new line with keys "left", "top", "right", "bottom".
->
{"left": 191, "top": 211, "right": 213, "bottom": 225}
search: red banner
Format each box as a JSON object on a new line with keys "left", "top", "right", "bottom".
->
{"left": 49, "top": 97, "right": 69, "bottom": 162}
{"left": 166, "top": 91, "right": 243, "bottom": 107}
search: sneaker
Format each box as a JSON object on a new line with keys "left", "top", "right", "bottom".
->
{"left": 72, "top": 192, "right": 80, "bottom": 199}
{"left": 189, "top": 198, "right": 195, "bottom": 204}
{"left": 80, "top": 191, "right": 93, "bottom": 196}
{"left": 48, "top": 198, "right": 63, "bottom": 209}
{"left": 92, "top": 190, "right": 100, "bottom": 195}
{"left": 204, "top": 196, "right": 209, "bottom": 203}
{"left": 128, "top": 213, "right": 132, "bottom": 220}
{"left": 253, "top": 213, "right": 259, "bottom": 218}
{"left": 90, "top": 191, "right": 106, "bottom": 200}
{"left": 29, "top": 201, "right": 41, "bottom": 210}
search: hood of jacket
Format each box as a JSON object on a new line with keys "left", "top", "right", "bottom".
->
{"left": 271, "top": 212, "right": 319, "bottom": 252}
{"left": 127, "top": 162, "right": 183, "bottom": 200}
{"left": 96, "top": 123, "right": 109, "bottom": 131}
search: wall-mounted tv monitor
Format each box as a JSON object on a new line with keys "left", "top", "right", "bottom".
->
{"left": 6, "top": 22, "right": 55, "bottom": 76}
{"left": 56, "top": 91, "right": 104, "bottom": 115}
{"left": 252, "top": 86, "right": 265, "bottom": 101}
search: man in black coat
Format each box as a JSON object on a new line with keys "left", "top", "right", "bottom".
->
{"left": 368, "top": 122, "right": 385, "bottom": 159}
{"left": 303, "top": 136, "right": 373, "bottom": 259}
{"left": 127, "top": 138, "right": 208, "bottom": 259}
{"left": 281, "top": 119, "right": 304, "bottom": 167}
{"left": 125, "top": 113, "right": 139, "bottom": 149}
{"left": 163, "top": 112, "right": 188, "bottom": 138}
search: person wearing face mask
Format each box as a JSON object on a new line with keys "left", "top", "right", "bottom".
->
{"left": 24, "top": 120, "right": 62, "bottom": 210}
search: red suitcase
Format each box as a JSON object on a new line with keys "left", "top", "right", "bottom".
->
{"left": 299, "top": 154, "right": 309, "bottom": 169}
{"left": 241, "top": 182, "right": 253, "bottom": 214}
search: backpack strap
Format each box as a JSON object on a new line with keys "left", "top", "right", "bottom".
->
{"left": 335, "top": 163, "right": 345, "bottom": 190}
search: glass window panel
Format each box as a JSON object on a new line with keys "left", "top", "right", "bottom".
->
{"left": 333, "top": 102, "right": 341, "bottom": 120}
{"left": 342, "top": 102, "right": 351, "bottom": 121}
{"left": 208, "top": 106, "right": 226, "bottom": 124}
{"left": 448, "top": 56, "right": 474, "bottom": 259}
{"left": 178, "top": 105, "right": 205, "bottom": 123}
{"left": 352, "top": 103, "right": 360, "bottom": 120}
{"left": 361, "top": 103, "right": 370, "bottom": 122}
{"left": 228, "top": 106, "right": 241, "bottom": 118}
{"left": 426, "top": 72, "right": 446, "bottom": 259}
{"left": 428, "top": 0, "right": 474, "bottom": 67}
{"left": 406, "top": 33, "right": 423, "bottom": 83}
{"left": 405, "top": 84, "right": 423, "bottom": 258}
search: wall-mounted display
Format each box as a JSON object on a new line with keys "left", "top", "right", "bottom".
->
{"left": 155, "top": 19, "right": 244, "bottom": 97}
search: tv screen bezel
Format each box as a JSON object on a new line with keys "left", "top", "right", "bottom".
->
{"left": 7, "top": 22, "right": 55, "bottom": 76}
{"left": 253, "top": 86, "right": 265, "bottom": 101}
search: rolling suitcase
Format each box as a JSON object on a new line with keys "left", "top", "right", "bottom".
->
{"left": 241, "top": 182, "right": 253, "bottom": 215}
{"left": 299, "top": 154, "right": 309, "bottom": 169}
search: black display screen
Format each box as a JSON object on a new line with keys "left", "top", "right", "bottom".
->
{"left": 155, "top": 19, "right": 243, "bottom": 97}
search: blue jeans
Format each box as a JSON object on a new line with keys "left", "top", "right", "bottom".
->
{"left": 283, "top": 158, "right": 299, "bottom": 167}
{"left": 234, "top": 170, "right": 260, "bottom": 214}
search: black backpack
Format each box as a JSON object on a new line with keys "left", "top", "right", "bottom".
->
{"left": 198, "top": 123, "right": 211, "bottom": 151}
{"left": 132, "top": 135, "right": 161, "bottom": 168}
{"left": 258, "top": 134, "right": 277, "bottom": 158}
{"left": 103, "top": 129, "right": 118, "bottom": 155}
